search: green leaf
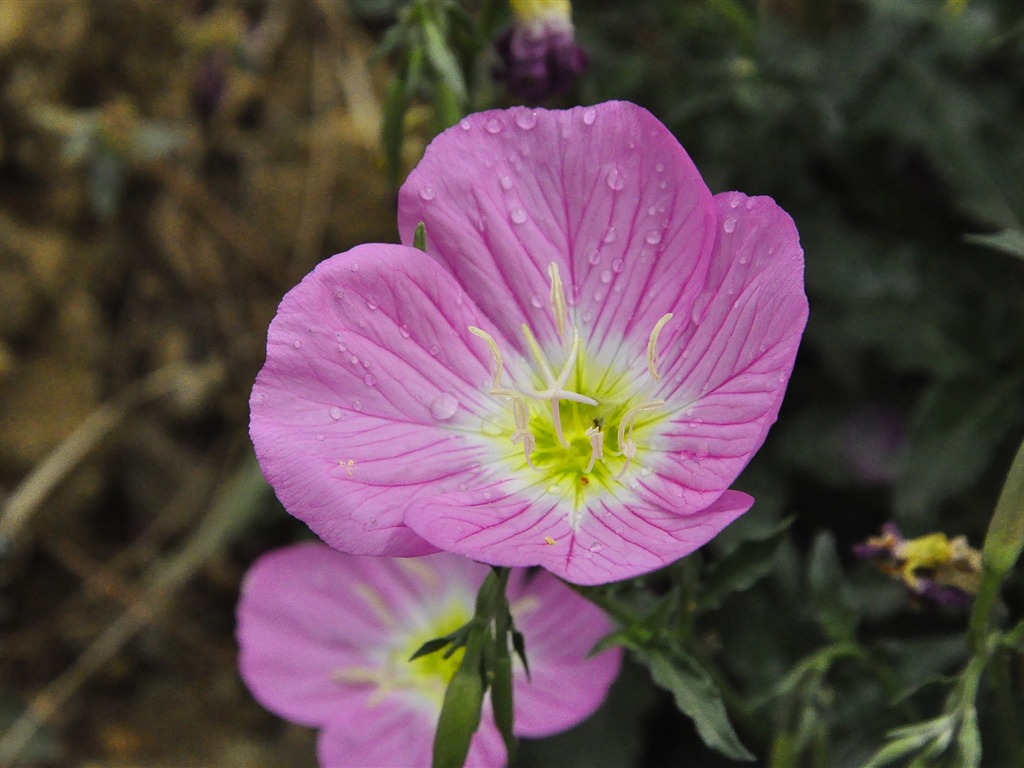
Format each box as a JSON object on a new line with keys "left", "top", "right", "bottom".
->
{"left": 807, "top": 532, "right": 858, "bottom": 642}
{"left": 636, "top": 647, "right": 754, "bottom": 761}
{"left": 511, "top": 628, "right": 530, "bottom": 680}
{"left": 965, "top": 229, "right": 1024, "bottom": 261}
{"left": 700, "top": 517, "right": 794, "bottom": 610}
{"left": 432, "top": 622, "right": 485, "bottom": 768}
{"left": 409, "top": 633, "right": 455, "bottom": 662}
{"left": 413, "top": 221, "right": 427, "bottom": 251}
{"left": 421, "top": 18, "right": 467, "bottom": 106}
{"left": 380, "top": 66, "right": 409, "bottom": 191}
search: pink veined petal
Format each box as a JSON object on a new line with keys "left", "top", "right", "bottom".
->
{"left": 250, "top": 243, "right": 505, "bottom": 556}
{"left": 236, "top": 543, "right": 397, "bottom": 726}
{"left": 407, "top": 483, "right": 753, "bottom": 585}
{"left": 507, "top": 570, "right": 621, "bottom": 736}
{"left": 639, "top": 193, "right": 808, "bottom": 511}
{"left": 397, "top": 101, "right": 716, "bottom": 360}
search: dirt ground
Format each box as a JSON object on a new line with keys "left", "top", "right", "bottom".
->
{"left": 0, "top": 1, "right": 413, "bottom": 763}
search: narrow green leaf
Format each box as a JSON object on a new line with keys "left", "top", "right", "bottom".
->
{"left": 511, "top": 628, "right": 530, "bottom": 680}
{"left": 409, "top": 633, "right": 454, "bottom": 662}
{"left": 380, "top": 66, "right": 409, "bottom": 191}
{"left": 413, "top": 221, "right": 427, "bottom": 251}
{"left": 637, "top": 648, "right": 754, "bottom": 761}
{"left": 965, "top": 229, "right": 1024, "bottom": 261}
{"left": 491, "top": 641, "right": 516, "bottom": 764}
{"left": 421, "top": 19, "right": 467, "bottom": 105}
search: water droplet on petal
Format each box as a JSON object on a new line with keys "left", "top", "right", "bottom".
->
{"left": 515, "top": 110, "right": 537, "bottom": 130}
{"left": 460, "top": 118, "right": 472, "bottom": 131}
{"left": 329, "top": 406, "right": 342, "bottom": 420}
{"left": 499, "top": 174, "right": 513, "bottom": 190}
{"left": 485, "top": 118, "right": 502, "bottom": 134}
{"left": 603, "top": 226, "right": 618, "bottom": 243}
{"left": 581, "top": 309, "right": 593, "bottom": 322}
{"left": 605, "top": 166, "right": 625, "bottom": 191}
{"left": 349, "top": 262, "right": 360, "bottom": 272}
{"left": 419, "top": 185, "right": 436, "bottom": 201}
{"left": 600, "top": 270, "right": 612, "bottom": 284}
{"left": 292, "top": 340, "right": 301, "bottom": 349}
{"left": 589, "top": 542, "right": 603, "bottom": 553}
{"left": 530, "top": 294, "right": 543, "bottom": 308}
{"left": 510, "top": 207, "right": 527, "bottom": 224}
{"left": 582, "top": 107, "right": 597, "bottom": 125}
{"left": 645, "top": 230, "right": 662, "bottom": 245}
{"left": 338, "top": 342, "right": 347, "bottom": 352}
{"left": 352, "top": 400, "right": 363, "bottom": 411}
{"left": 365, "top": 296, "right": 379, "bottom": 310}
{"left": 364, "top": 373, "right": 377, "bottom": 387}
{"left": 729, "top": 197, "right": 740, "bottom": 209}
{"left": 399, "top": 326, "right": 410, "bottom": 338}
{"left": 430, "top": 393, "right": 459, "bottom": 420}
{"left": 655, "top": 162, "right": 665, "bottom": 172}
{"left": 350, "top": 355, "right": 359, "bottom": 364}
{"left": 611, "top": 258, "right": 625, "bottom": 273}
{"left": 587, "top": 249, "right": 601, "bottom": 266}
{"left": 723, "top": 216, "right": 737, "bottom": 233}
{"left": 594, "top": 289, "right": 605, "bottom": 302}
{"left": 429, "top": 344, "right": 440, "bottom": 356}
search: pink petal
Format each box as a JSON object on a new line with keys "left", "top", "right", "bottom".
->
{"left": 250, "top": 243, "right": 503, "bottom": 556}
{"left": 410, "top": 486, "right": 753, "bottom": 585}
{"left": 237, "top": 543, "right": 394, "bottom": 726}
{"left": 397, "top": 102, "right": 716, "bottom": 359}
{"left": 642, "top": 193, "right": 808, "bottom": 509}
{"left": 507, "top": 570, "right": 621, "bottom": 736}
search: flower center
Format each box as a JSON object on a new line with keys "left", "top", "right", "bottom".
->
{"left": 470, "top": 263, "right": 670, "bottom": 507}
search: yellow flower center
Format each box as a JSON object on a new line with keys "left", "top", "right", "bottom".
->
{"left": 471, "top": 262, "right": 670, "bottom": 513}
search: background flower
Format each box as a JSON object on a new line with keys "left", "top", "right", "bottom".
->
{"left": 250, "top": 101, "right": 807, "bottom": 584}
{"left": 236, "top": 543, "right": 620, "bottom": 767}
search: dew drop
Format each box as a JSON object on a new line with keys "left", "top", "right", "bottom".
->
{"left": 582, "top": 107, "right": 597, "bottom": 125}
{"left": 611, "top": 258, "right": 625, "bottom": 273}
{"left": 485, "top": 118, "right": 502, "bottom": 134}
{"left": 605, "top": 166, "right": 625, "bottom": 191}
{"left": 581, "top": 309, "right": 593, "bottom": 322}
{"left": 645, "top": 230, "right": 662, "bottom": 245}
{"left": 729, "top": 197, "right": 740, "bottom": 209}
{"left": 510, "top": 207, "right": 527, "bottom": 224}
{"left": 349, "top": 262, "right": 360, "bottom": 272}
{"left": 723, "top": 216, "right": 737, "bottom": 233}
{"left": 514, "top": 110, "right": 537, "bottom": 130}
{"left": 655, "top": 162, "right": 665, "bottom": 172}
{"left": 459, "top": 118, "right": 472, "bottom": 131}
{"left": 647, "top": 205, "right": 657, "bottom": 216}
{"left": 292, "top": 340, "right": 302, "bottom": 349}
{"left": 316, "top": 434, "right": 324, "bottom": 441}
{"left": 587, "top": 249, "right": 601, "bottom": 266}
{"left": 399, "top": 326, "right": 410, "bottom": 338}
{"left": 419, "top": 185, "right": 436, "bottom": 201}
{"left": 350, "top": 355, "right": 359, "bottom": 364}
{"left": 546, "top": 484, "right": 560, "bottom": 495}
{"left": 603, "top": 226, "right": 618, "bottom": 243}
{"left": 746, "top": 197, "right": 755, "bottom": 210}
{"left": 361, "top": 359, "right": 370, "bottom": 369}
{"left": 364, "top": 373, "right": 377, "bottom": 387}
{"left": 430, "top": 393, "right": 459, "bottom": 420}
{"left": 338, "top": 342, "right": 347, "bottom": 352}
{"left": 600, "top": 269, "right": 612, "bottom": 284}
{"left": 499, "top": 174, "right": 513, "bottom": 190}
{"left": 589, "top": 543, "right": 603, "bottom": 553}
{"left": 252, "top": 393, "right": 265, "bottom": 405}
{"left": 530, "top": 294, "right": 543, "bottom": 308}
{"left": 429, "top": 344, "right": 440, "bottom": 356}
{"left": 659, "top": 180, "right": 667, "bottom": 189}
{"left": 365, "top": 296, "right": 379, "bottom": 310}
{"left": 352, "top": 400, "right": 363, "bottom": 411}
{"left": 594, "top": 289, "right": 606, "bottom": 302}
{"left": 476, "top": 215, "right": 487, "bottom": 232}
{"left": 329, "top": 406, "right": 342, "bottom": 420}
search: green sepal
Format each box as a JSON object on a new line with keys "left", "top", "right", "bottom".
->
{"left": 413, "top": 221, "right": 428, "bottom": 251}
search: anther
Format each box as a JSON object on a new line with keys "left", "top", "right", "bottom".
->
{"left": 469, "top": 326, "right": 504, "bottom": 388}
{"left": 547, "top": 262, "right": 568, "bottom": 341}
{"left": 646, "top": 313, "right": 673, "bottom": 382}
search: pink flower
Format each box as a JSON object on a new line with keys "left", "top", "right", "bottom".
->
{"left": 236, "top": 543, "right": 620, "bottom": 767}
{"left": 250, "top": 101, "right": 808, "bottom": 584}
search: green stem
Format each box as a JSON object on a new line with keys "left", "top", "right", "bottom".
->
{"left": 990, "top": 646, "right": 1024, "bottom": 767}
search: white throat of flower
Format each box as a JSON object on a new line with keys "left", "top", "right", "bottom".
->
{"left": 469, "top": 262, "right": 670, "bottom": 495}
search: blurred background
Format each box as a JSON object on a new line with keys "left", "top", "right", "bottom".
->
{"left": 0, "top": 0, "right": 1022, "bottom": 765}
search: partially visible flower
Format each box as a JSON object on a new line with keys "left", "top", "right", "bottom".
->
{"left": 250, "top": 101, "right": 807, "bottom": 585}
{"left": 236, "top": 543, "right": 620, "bottom": 767}
{"left": 855, "top": 523, "right": 982, "bottom": 606}
{"left": 493, "top": 0, "right": 587, "bottom": 102}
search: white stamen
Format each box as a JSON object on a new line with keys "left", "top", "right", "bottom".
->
{"left": 584, "top": 425, "right": 604, "bottom": 473}
{"left": 646, "top": 313, "right": 673, "bottom": 382}
{"left": 551, "top": 399, "right": 569, "bottom": 448}
{"left": 614, "top": 400, "right": 665, "bottom": 456}
{"left": 522, "top": 323, "right": 558, "bottom": 386}
{"left": 612, "top": 439, "right": 637, "bottom": 481}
